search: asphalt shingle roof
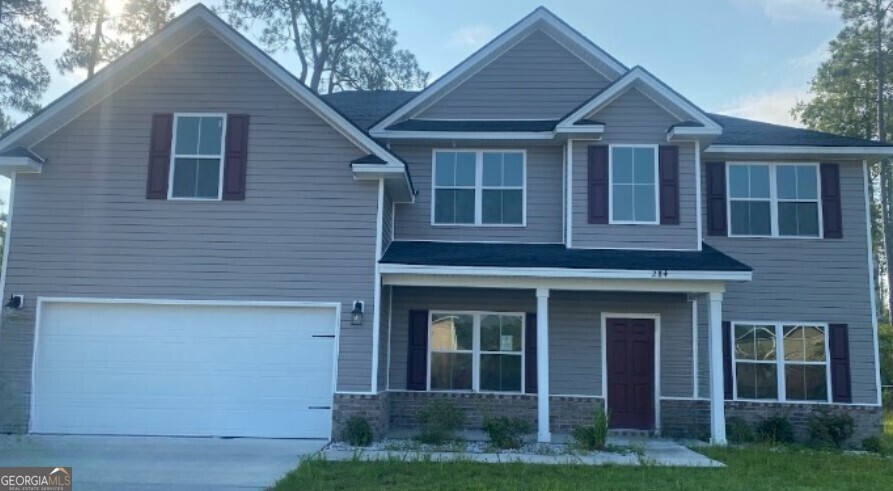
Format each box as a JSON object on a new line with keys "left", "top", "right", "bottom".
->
{"left": 381, "top": 241, "right": 751, "bottom": 272}
{"left": 323, "top": 90, "right": 891, "bottom": 148}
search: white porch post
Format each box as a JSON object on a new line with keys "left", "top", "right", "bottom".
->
{"left": 536, "top": 287, "right": 551, "bottom": 443}
{"left": 707, "top": 291, "right": 727, "bottom": 445}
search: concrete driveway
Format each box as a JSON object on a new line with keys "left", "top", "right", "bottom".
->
{"left": 0, "top": 435, "right": 326, "bottom": 491}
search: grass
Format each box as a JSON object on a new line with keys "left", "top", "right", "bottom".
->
{"left": 270, "top": 445, "right": 893, "bottom": 491}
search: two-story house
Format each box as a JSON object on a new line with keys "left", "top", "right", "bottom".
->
{"left": 0, "top": 5, "right": 887, "bottom": 445}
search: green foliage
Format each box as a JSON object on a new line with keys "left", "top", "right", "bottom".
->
{"left": 221, "top": 0, "right": 429, "bottom": 93}
{"left": 571, "top": 406, "right": 609, "bottom": 451}
{"left": 482, "top": 416, "right": 531, "bottom": 449}
{"left": 754, "top": 415, "right": 795, "bottom": 444}
{"left": 341, "top": 416, "right": 373, "bottom": 447}
{"left": 725, "top": 417, "right": 754, "bottom": 444}
{"left": 416, "top": 400, "right": 463, "bottom": 444}
{"left": 880, "top": 323, "right": 893, "bottom": 390}
{"left": 862, "top": 435, "right": 887, "bottom": 454}
{"left": 0, "top": 0, "right": 59, "bottom": 122}
{"left": 808, "top": 409, "right": 854, "bottom": 448}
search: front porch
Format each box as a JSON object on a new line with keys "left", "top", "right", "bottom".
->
{"left": 374, "top": 285, "right": 730, "bottom": 444}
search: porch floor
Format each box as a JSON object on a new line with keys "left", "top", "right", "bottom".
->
{"left": 326, "top": 433, "right": 723, "bottom": 467}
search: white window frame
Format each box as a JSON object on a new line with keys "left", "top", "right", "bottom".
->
{"left": 608, "top": 144, "right": 660, "bottom": 225}
{"left": 168, "top": 113, "right": 227, "bottom": 201}
{"left": 426, "top": 310, "right": 525, "bottom": 394}
{"left": 431, "top": 149, "right": 527, "bottom": 227}
{"left": 726, "top": 162, "right": 823, "bottom": 238}
{"left": 731, "top": 321, "right": 831, "bottom": 404}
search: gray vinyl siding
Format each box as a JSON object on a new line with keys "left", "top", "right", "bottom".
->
{"left": 390, "top": 144, "right": 564, "bottom": 243}
{"left": 416, "top": 30, "right": 612, "bottom": 120}
{"left": 571, "top": 88, "right": 698, "bottom": 250}
{"left": 0, "top": 30, "right": 380, "bottom": 430}
{"left": 382, "top": 188, "right": 394, "bottom": 251}
{"left": 700, "top": 160, "right": 878, "bottom": 405}
{"left": 387, "top": 287, "right": 694, "bottom": 398}
{"left": 378, "top": 285, "right": 392, "bottom": 391}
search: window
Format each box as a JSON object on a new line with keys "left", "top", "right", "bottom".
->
{"left": 429, "top": 311, "right": 524, "bottom": 393}
{"left": 433, "top": 150, "right": 525, "bottom": 226}
{"left": 170, "top": 114, "right": 226, "bottom": 200}
{"left": 733, "top": 322, "right": 829, "bottom": 402}
{"left": 728, "top": 163, "right": 820, "bottom": 237}
{"left": 610, "top": 145, "right": 658, "bottom": 224}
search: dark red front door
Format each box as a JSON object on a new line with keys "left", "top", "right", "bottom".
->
{"left": 606, "top": 318, "right": 655, "bottom": 430}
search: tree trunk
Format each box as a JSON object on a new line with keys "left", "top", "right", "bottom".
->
{"left": 288, "top": 1, "right": 308, "bottom": 83}
{"left": 87, "top": 0, "right": 107, "bottom": 79}
{"left": 874, "top": 0, "right": 893, "bottom": 321}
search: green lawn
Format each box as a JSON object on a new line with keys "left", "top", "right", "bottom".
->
{"left": 270, "top": 445, "right": 893, "bottom": 491}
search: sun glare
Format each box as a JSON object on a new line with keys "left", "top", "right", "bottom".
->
{"left": 106, "top": 0, "right": 125, "bottom": 17}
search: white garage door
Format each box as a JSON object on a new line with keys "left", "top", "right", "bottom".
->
{"left": 31, "top": 300, "right": 337, "bottom": 438}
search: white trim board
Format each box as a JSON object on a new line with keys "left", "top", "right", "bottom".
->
{"left": 379, "top": 263, "right": 752, "bottom": 282}
{"left": 704, "top": 145, "right": 893, "bottom": 157}
{"left": 370, "top": 7, "right": 626, "bottom": 134}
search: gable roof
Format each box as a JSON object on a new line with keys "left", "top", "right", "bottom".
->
{"left": 0, "top": 4, "right": 408, "bottom": 176}
{"left": 368, "top": 7, "right": 627, "bottom": 135}
{"left": 556, "top": 66, "right": 722, "bottom": 136}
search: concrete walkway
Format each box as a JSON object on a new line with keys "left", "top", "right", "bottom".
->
{"left": 0, "top": 435, "right": 326, "bottom": 491}
{"left": 325, "top": 436, "right": 723, "bottom": 467}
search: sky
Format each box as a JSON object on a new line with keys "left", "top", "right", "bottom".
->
{"left": 0, "top": 0, "right": 845, "bottom": 203}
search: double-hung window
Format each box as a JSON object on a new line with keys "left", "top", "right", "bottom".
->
{"left": 429, "top": 312, "right": 524, "bottom": 393}
{"left": 728, "top": 163, "right": 820, "bottom": 237}
{"left": 733, "top": 322, "right": 829, "bottom": 402}
{"left": 169, "top": 114, "right": 226, "bottom": 200}
{"left": 609, "top": 145, "right": 658, "bottom": 224}
{"left": 433, "top": 150, "right": 525, "bottom": 225}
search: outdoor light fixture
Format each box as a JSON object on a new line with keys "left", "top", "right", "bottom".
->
{"left": 351, "top": 300, "right": 364, "bottom": 325}
{"left": 4, "top": 295, "right": 23, "bottom": 310}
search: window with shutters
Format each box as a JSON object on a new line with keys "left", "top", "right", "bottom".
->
{"left": 432, "top": 150, "right": 525, "bottom": 226}
{"left": 169, "top": 114, "right": 226, "bottom": 200}
{"left": 428, "top": 311, "right": 524, "bottom": 393}
{"left": 732, "top": 321, "right": 829, "bottom": 402}
{"left": 728, "top": 163, "right": 821, "bottom": 237}
{"left": 609, "top": 145, "right": 658, "bottom": 224}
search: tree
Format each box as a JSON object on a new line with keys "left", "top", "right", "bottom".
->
{"left": 57, "top": 0, "right": 179, "bottom": 80}
{"left": 221, "top": 0, "right": 428, "bottom": 94}
{"left": 0, "top": 0, "right": 59, "bottom": 132}
{"left": 793, "top": 0, "right": 893, "bottom": 320}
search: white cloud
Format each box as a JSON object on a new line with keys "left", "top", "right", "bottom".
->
{"left": 716, "top": 88, "right": 812, "bottom": 126}
{"left": 735, "top": 0, "right": 836, "bottom": 22}
{"left": 448, "top": 24, "right": 495, "bottom": 49}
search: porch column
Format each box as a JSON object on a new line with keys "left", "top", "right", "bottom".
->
{"left": 536, "top": 287, "right": 551, "bottom": 443}
{"left": 707, "top": 291, "right": 727, "bottom": 445}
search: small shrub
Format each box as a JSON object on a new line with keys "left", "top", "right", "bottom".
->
{"left": 808, "top": 409, "right": 854, "bottom": 449}
{"left": 726, "top": 417, "right": 754, "bottom": 444}
{"left": 572, "top": 406, "right": 609, "bottom": 451}
{"left": 416, "top": 400, "right": 464, "bottom": 444}
{"left": 862, "top": 435, "right": 887, "bottom": 454}
{"left": 341, "top": 416, "right": 373, "bottom": 447}
{"left": 483, "top": 416, "right": 531, "bottom": 449}
{"left": 754, "top": 415, "right": 795, "bottom": 444}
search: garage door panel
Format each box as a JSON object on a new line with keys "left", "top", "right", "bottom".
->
{"left": 32, "top": 301, "right": 337, "bottom": 438}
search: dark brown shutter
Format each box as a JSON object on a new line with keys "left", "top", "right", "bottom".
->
{"left": 525, "top": 312, "right": 537, "bottom": 394}
{"left": 588, "top": 145, "right": 609, "bottom": 224}
{"left": 706, "top": 162, "right": 728, "bottom": 236}
{"left": 829, "top": 323, "right": 852, "bottom": 403}
{"left": 659, "top": 145, "right": 680, "bottom": 225}
{"left": 407, "top": 310, "right": 429, "bottom": 391}
{"left": 146, "top": 114, "right": 173, "bottom": 199}
{"left": 223, "top": 114, "right": 250, "bottom": 200}
{"left": 722, "top": 321, "right": 733, "bottom": 400}
{"left": 821, "top": 163, "right": 843, "bottom": 239}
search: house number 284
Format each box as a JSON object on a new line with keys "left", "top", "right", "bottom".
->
{"left": 652, "top": 270, "right": 669, "bottom": 278}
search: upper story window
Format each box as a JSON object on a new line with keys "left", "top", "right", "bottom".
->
{"left": 432, "top": 150, "right": 525, "bottom": 226}
{"left": 169, "top": 114, "right": 226, "bottom": 200}
{"left": 609, "top": 145, "right": 658, "bottom": 224}
{"left": 728, "top": 163, "right": 820, "bottom": 237}
{"left": 733, "top": 322, "right": 829, "bottom": 402}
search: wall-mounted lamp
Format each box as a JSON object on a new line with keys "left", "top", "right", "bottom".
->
{"left": 351, "top": 300, "right": 364, "bottom": 325}
{"left": 4, "top": 295, "right": 23, "bottom": 310}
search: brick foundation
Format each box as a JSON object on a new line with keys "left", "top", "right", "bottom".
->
{"left": 660, "top": 399, "right": 711, "bottom": 439}
{"left": 332, "top": 392, "right": 389, "bottom": 441}
{"left": 724, "top": 401, "right": 883, "bottom": 445}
